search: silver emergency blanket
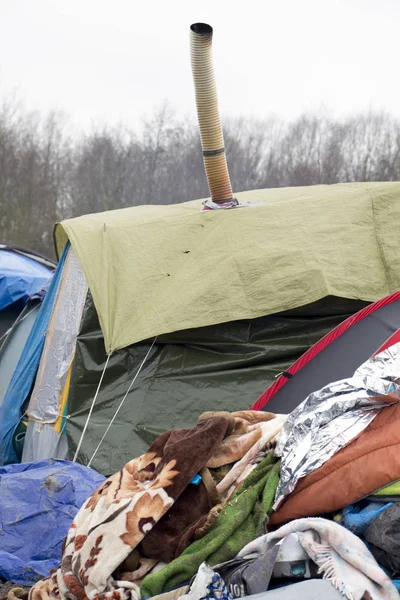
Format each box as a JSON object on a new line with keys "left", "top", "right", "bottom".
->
{"left": 274, "top": 342, "right": 400, "bottom": 509}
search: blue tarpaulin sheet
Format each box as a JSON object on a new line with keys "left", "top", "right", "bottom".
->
{"left": 0, "top": 459, "right": 105, "bottom": 585}
{"left": 343, "top": 501, "right": 392, "bottom": 536}
{"left": 0, "top": 250, "right": 53, "bottom": 312}
{"left": 0, "top": 245, "right": 68, "bottom": 465}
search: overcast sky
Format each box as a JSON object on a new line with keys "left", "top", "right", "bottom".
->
{"left": 1, "top": 0, "right": 399, "bottom": 131}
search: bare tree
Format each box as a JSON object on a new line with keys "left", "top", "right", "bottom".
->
{"left": 1, "top": 98, "right": 400, "bottom": 258}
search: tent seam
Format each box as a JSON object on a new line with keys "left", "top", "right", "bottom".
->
{"left": 366, "top": 185, "right": 392, "bottom": 293}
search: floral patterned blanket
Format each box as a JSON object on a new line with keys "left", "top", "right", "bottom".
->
{"left": 29, "top": 410, "right": 278, "bottom": 600}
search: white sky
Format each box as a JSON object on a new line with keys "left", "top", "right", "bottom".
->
{"left": 1, "top": 0, "right": 399, "bottom": 131}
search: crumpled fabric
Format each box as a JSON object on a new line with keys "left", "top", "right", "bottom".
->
{"left": 28, "top": 417, "right": 231, "bottom": 600}
{"left": 214, "top": 414, "right": 285, "bottom": 501}
{"left": 365, "top": 503, "right": 400, "bottom": 578}
{"left": 140, "top": 456, "right": 280, "bottom": 598}
{"left": 180, "top": 563, "right": 232, "bottom": 600}
{"left": 238, "top": 518, "right": 399, "bottom": 600}
{"left": 0, "top": 459, "right": 105, "bottom": 585}
{"left": 274, "top": 342, "right": 400, "bottom": 508}
{"left": 342, "top": 502, "right": 392, "bottom": 537}
{"left": 28, "top": 411, "right": 280, "bottom": 600}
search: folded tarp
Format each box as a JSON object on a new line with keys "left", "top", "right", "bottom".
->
{"left": 54, "top": 182, "right": 400, "bottom": 353}
{"left": 0, "top": 459, "right": 105, "bottom": 585}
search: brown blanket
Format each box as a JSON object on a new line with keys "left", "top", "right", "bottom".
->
{"left": 29, "top": 410, "right": 278, "bottom": 600}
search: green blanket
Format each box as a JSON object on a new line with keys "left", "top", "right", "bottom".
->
{"left": 141, "top": 455, "right": 280, "bottom": 598}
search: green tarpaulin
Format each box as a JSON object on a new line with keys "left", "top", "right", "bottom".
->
{"left": 55, "top": 182, "right": 400, "bottom": 353}
{"left": 66, "top": 294, "right": 366, "bottom": 474}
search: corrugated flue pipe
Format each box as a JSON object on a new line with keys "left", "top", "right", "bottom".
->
{"left": 190, "top": 23, "right": 234, "bottom": 203}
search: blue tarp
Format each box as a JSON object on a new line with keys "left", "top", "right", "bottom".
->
{"left": 343, "top": 501, "right": 392, "bottom": 536}
{"left": 0, "top": 459, "right": 105, "bottom": 584}
{"left": 0, "top": 245, "right": 68, "bottom": 465}
{"left": 0, "top": 250, "right": 53, "bottom": 311}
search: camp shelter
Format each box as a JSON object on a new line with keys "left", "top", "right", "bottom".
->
{"left": 0, "top": 244, "right": 54, "bottom": 409}
{"left": 0, "top": 244, "right": 54, "bottom": 340}
{"left": 0, "top": 245, "right": 55, "bottom": 462}
{"left": 5, "top": 26, "right": 400, "bottom": 475}
{"left": 3, "top": 181, "right": 397, "bottom": 475}
{"left": 0, "top": 245, "right": 86, "bottom": 466}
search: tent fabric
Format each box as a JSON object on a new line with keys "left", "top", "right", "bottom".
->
{"left": 253, "top": 292, "right": 400, "bottom": 414}
{"left": 0, "top": 459, "right": 105, "bottom": 585}
{"left": 55, "top": 182, "right": 400, "bottom": 352}
{"left": 0, "top": 302, "right": 41, "bottom": 407}
{"left": 0, "top": 243, "right": 56, "bottom": 271}
{"left": 66, "top": 294, "right": 365, "bottom": 475}
{"left": 0, "top": 248, "right": 52, "bottom": 311}
{"left": 0, "top": 300, "right": 25, "bottom": 340}
{"left": 0, "top": 245, "right": 68, "bottom": 466}
{"left": 22, "top": 248, "right": 88, "bottom": 464}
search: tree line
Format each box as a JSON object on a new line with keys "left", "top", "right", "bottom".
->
{"left": 1, "top": 100, "right": 400, "bottom": 257}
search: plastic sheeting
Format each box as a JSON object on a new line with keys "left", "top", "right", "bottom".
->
{"left": 0, "top": 249, "right": 52, "bottom": 311}
{"left": 0, "top": 246, "right": 68, "bottom": 466}
{"left": 66, "top": 294, "right": 366, "bottom": 474}
{"left": 55, "top": 182, "right": 400, "bottom": 352}
{"left": 0, "top": 459, "right": 105, "bottom": 585}
{"left": 23, "top": 248, "right": 88, "bottom": 463}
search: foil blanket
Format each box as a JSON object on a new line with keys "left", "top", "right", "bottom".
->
{"left": 274, "top": 342, "right": 400, "bottom": 509}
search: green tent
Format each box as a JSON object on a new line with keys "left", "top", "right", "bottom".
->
{"left": 21, "top": 182, "right": 400, "bottom": 475}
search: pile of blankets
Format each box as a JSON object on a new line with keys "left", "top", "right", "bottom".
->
{"left": 28, "top": 411, "right": 284, "bottom": 600}
{"left": 26, "top": 344, "right": 400, "bottom": 600}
